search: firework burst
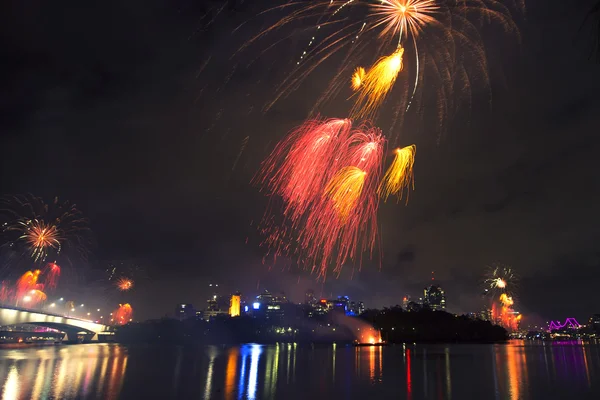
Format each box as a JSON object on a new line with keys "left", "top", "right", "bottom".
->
{"left": 116, "top": 277, "right": 134, "bottom": 292}
{"left": 351, "top": 47, "right": 404, "bottom": 119}
{"left": 484, "top": 263, "right": 517, "bottom": 297}
{"left": 1, "top": 194, "right": 91, "bottom": 264}
{"left": 42, "top": 262, "right": 61, "bottom": 290}
{"left": 258, "top": 118, "right": 384, "bottom": 278}
{"left": 256, "top": 118, "right": 353, "bottom": 223}
{"left": 243, "top": 0, "right": 522, "bottom": 139}
{"left": 379, "top": 144, "right": 416, "bottom": 202}
{"left": 19, "top": 220, "right": 61, "bottom": 262}
{"left": 112, "top": 303, "right": 133, "bottom": 325}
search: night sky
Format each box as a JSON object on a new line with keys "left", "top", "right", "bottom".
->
{"left": 1, "top": 0, "right": 599, "bottom": 323}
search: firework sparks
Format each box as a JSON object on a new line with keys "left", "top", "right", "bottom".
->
{"left": 351, "top": 47, "right": 404, "bottom": 119}
{"left": 324, "top": 166, "right": 367, "bottom": 221}
{"left": 112, "top": 303, "right": 133, "bottom": 325}
{"left": 351, "top": 66, "right": 366, "bottom": 90}
{"left": 20, "top": 220, "right": 61, "bottom": 262}
{"left": 499, "top": 293, "right": 513, "bottom": 307}
{"left": 1, "top": 194, "right": 91, "bottom": 264}
{"left": 256, "top": 118, "right": 352, "bottom": 223}
{"left": 42, "top": 262, "right": 61, "bottom": 290}
{"left": 379, "top": 144, "right": 416, "bottom": 202}
{"left": 28, "top": 289, "right": 47, "bottom": 305}
{"left": 298, "top": 125, "right": 384, "bottom": 277}
{"left": 16, "top": 270, "right": 42, "bottom": 300}
{"left": 484, "top": 264, "right": 516, "bottom": 297}
{"left": 370, "top": 0, "right": 440, "bottom": 41}
{"left": 243, "top": 0, "right": 522, "bottom": 141}
{"left": 258, "top": 119, "right": 384, "bottom": 278}
{"left": 116, "top": 277, "right": 134, "bottom": 292}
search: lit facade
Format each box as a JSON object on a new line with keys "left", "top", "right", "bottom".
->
{"left": 423, "top": 285, "right": 446, "bottom": 311}
{"left": 229, "top": 294, "right": 241, "bottom": 317}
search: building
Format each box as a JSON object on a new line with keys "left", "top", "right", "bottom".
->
{"left": 590, "top": 314, "right": 600, "bottom": 333}
{"left": 402, "top": 295, "right": 411, "bottom": 310}
{"left": 314, "top": 296, "right": 365, "bottom": 316}
{"left": 229, "top": 293, "right": 241, "bottom": 317}
{"left": 203, "top": 295, "right": 228, "bottom": 321}
{"left": 253, "top": 290, "right": 289, "bottom": 320}
{"left": 423, "top": 285, "right": 446, "bottom": 311}
{"left": 176, "top": 304, "right": 196, "bottom": 320}
{"left": 305, "top": 289, "right": 317, "bottom": 306}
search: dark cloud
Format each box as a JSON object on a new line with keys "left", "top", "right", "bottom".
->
{"left": 1, "top": 0, "right": 600, "bottom": 322}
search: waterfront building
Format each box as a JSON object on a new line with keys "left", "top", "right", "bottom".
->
{"left": 423, "top": 285, "right": 446, "bottom": 311}
{"left": 229, "top": 293, "right": 241, "bottom": 317}
{"left": 176, "top": 304, "right": 196, "bottom": 320}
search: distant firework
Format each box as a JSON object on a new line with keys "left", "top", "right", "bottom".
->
{"left": 484, "top": 263, "right": 520, "bottom": 332}
{"left": 484, "top": 264, "right": 517, "bottom": 297}
{"left": 116, "top": 277, "right": 134, "bottom": 292}
{"left": 1, "top": 194, "right": 91, "bottom": 264}
{"left": 112, "top": 303, "right": 133, "bottom": 325}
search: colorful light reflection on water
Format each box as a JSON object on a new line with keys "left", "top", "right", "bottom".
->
{"left": 1, "top": 341, "right": 600, "bottom": 399}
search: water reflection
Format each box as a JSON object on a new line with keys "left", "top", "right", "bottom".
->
{"left": 0, "top": 344, "right": 127, "bottom": 400}
{"left": 0, "top": 341, "right": 599, "bottom": 399}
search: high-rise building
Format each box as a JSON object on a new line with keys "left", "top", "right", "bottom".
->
{"left": 423, "top": 285, "right": 446, "bottom": 311}
{"left": 305, "top": 289, "right": 316, "bottom": 305}
{"left": 229, "top": 293, "right": 241, "bottom": 317}
{"left": 176, "top": 304, "right": 196, "bottom": 320}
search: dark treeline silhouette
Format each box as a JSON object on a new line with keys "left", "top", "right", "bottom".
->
{"left": 360, "top": 307, "right": 507, "bottom": 343}
{"left": 116, "top": 306, "right": 507, "bottom": 345}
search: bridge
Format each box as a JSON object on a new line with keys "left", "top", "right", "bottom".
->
{"left": 0, "top": 306, "right": 113, "bottom": 343}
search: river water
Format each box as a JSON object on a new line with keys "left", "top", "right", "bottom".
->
{"left": 0, "top": 341, "right": 599, "bottom": 399}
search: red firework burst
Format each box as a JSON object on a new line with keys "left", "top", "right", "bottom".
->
{"left": 256, "top": 118, "right": 352, "bottom": 223}
{"left": 258, "top": 118, "right": 384, "bottom": 278}
{"left": 42, "top": 262, "right": 61, "bottom": 290}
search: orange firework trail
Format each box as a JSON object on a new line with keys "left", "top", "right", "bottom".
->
{"left": 112, "top": 303, "right": 133, "bottom": 325}
{"left": 16, "top": 270, "right": 42, "bottom": 300}
{"left": 351, "top": 47, "right": 404, "bottom": 119}
{"left": 379, "top": 144, "right": 416, "bottom": 202}
{"left": 324, "top": 166, "right": 367, "bottom": 221}
{"left": 351, "top": 67, "right": 366, "bottom": 90}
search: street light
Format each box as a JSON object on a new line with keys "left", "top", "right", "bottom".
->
{"left": 59, "top": 298, "right": 64, "bottom": 301}
{"left": 80, "top": 304, "right": 84, "bottom": 307}
{"left": 50, "top": 303, "right": 56, "bottom": 307}
{"left": 97, "top": 309, "right": 100, "bottom": 312}
{"left": 87, "top": 312, "right": 91, "bottom": 316}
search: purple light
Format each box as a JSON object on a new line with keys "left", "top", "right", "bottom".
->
{"left": 548, "top": 318, "right": 581, "bottom": 331}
